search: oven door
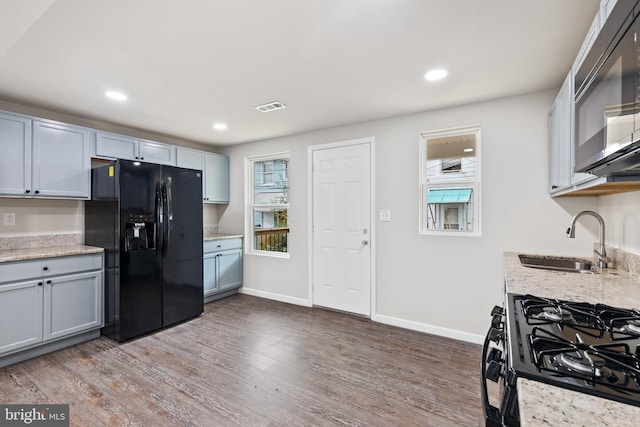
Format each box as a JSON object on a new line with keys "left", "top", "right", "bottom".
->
{"left": 481, "top": 306, "right": 520, "bottom": 427}
{"left": 574, "top": 2, "right": 640, "bottom": 173}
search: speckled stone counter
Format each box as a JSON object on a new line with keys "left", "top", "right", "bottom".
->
{"left": 0, "top": 245, "right": 103, "bottom": 263}
{"left": 204, "top": 233, "right": 243, "bottom": 241}
{"left": 504, "top": 251, "right": 640, "bottom": 426}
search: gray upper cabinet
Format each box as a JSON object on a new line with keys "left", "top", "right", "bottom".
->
{"left": 33, "top": 121, "right": 91, "bottom": 198}
{"left": 95, "top": 131, "right": 176, "bottom": 165}
{"left": 572, "top": 13, "right": 601, "bottom": 76}
{"left": 548, "top": 73, "right": 572, "bottom": 194}
{"left": 95, "top": 132, "right": 137, "bottom": 159}
{"left": 0, "top": 112, "right": 31, "bottom": 196}
{"left": 548, "top": 0, "right": 615, "bottom": 196}
{"left": 0, "top": 113, "right": 90, "bottom": 199}
{"left": 139, "top": 139, "right": 175, "bottom": 165}
{"left": 176, "top": 147, "right": 229, "bottom": 204}
{"left": 204, "top": 153, "right": 229, "bottom": 203}
{"left": 176, "top": 147, "right": 205, "bottom": 171}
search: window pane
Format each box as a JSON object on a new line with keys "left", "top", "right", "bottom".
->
{"left": 253, "top": 159, "right": 289, "bottom": 205}
{"left": 253, "top": 207, "right": 288, "bottom": 252}
{"left": 426, "top": 156, "right": 476, "bottom": 182}
{"left": 424, "top": 188, "right": 474, "bottom": 232}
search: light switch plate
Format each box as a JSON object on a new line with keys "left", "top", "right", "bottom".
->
{"left": 379, "top": 209, "right": 391, "bottom": 222}
{"left": 4, "top": 212, "right": 16, "bottom": 226}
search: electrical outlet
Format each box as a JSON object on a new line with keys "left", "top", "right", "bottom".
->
{"left": 4, "top": 212, "right": 16, "bottom": 226}
{"left": 379, "top": 209, "right": 391, "bottom": 222}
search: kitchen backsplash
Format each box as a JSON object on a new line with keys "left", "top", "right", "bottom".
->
{"left": 605, "top": 244, "right": 640, "bottom": 278}
{"left": 0, "top": 233, "right": 82, "bottom": 250}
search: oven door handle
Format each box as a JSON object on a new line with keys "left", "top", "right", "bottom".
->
{"left": 482, "top": 326, "right": 504, "bottom": 427}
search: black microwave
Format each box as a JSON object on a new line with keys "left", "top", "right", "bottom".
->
{"left": 574, "top": 0, "right": 640, "bottom": 176}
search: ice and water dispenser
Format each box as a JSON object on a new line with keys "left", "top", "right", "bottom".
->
{"left": 124, "top": 211, "right": 156, "bottom": 252}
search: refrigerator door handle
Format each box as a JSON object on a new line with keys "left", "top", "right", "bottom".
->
{"left": 156, "top": 182, "right": 163, "bottom": 259}
{"left": 161, "top": 181, "right": 169, "bottom": 259}
{"left": 166, "top": 177, "right": 172, "bottom": 245}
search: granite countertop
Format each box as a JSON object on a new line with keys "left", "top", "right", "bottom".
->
{"left": 204, "top": 233, "right": 243, "bottom": 241}
{"left": 504, "top": 252, "right": 640, "bottom": 308}
{"left": 504, "top": 252, "right": 640, "bottom": 426}
{"left": 0, "top": 245, "right": 104, "bottom": 263}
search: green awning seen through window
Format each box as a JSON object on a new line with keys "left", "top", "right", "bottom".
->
{"left": 427, "top": 188, "right": 472, "bottom": 204}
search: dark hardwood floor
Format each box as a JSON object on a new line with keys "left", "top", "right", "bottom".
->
{"left": 0, "top": 294, "right": 486, "bottom": 426}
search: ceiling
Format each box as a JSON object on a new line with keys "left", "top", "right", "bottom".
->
{"left": 0, "top": 0, "right": 600, "bottom": 146}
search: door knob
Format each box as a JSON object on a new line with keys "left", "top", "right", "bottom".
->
{"left": 362, "top": 240, "right": 369, "bottom": 246}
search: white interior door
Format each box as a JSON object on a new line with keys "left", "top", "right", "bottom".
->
{"left": 312, "top": 141, "right": 372, "bottom": 316}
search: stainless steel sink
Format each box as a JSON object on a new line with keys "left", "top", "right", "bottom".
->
{"left": 518, "top": 254, "right": 595, "bottom": 274}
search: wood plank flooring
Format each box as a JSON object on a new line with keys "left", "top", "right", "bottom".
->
{"left": 0, "top": 294, "right": 486, "bottom": 426}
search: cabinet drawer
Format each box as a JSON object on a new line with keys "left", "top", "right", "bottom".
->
{"left": 0, "top": 254, "right": 102, "bottom": 283}
{"left": 204, "top": 238, "right": 242, "bottom": 253}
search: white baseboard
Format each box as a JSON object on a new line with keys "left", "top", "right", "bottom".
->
{"left": 238, "top": 289, "right": 483, "bottom": 344}
{"left": 372, "top": 313, "right": 484, "bottom": 345}
{"left": 239, "top": 287, "right": 312, "bottom": 307}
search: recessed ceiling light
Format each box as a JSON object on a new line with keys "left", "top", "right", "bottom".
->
{"left": 213, "top": 123, "right": 227, "bottom": 131}
{"left": 105, "top": 91, "right": 127, "bottom": 101}
{"left": 424, "top": 69, "right": 449, "bottom": 81}
{"left": 464, "top": 148, "right": 474, "bottom": 153}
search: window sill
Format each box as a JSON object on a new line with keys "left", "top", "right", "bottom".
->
{"left": 246, "top": 249, "right": 290, "bottom": 259}
{"left": 419, "top": 230, "right": 482, "bottom": 238}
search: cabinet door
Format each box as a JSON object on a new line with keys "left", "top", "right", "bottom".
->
{"left": 218, "top": 249, "right": 242, "bottom": 291}
{"left": 44, "top": 271, "right": 102, "bottom": 341}
{"left": 0, "top": 112, "right": 32, "bottom": 196}
{"left": 203, "top": 253, "right": 219, "bottom": 296}
{"left": 139, "top": 140, "right": 175, "bottom": 165}
{"left": 32, "top": 121, "right": 91, "bottom": 198}
{"left": 549, "top": 74, "right": 572, "bottom": 193}
{"left": 176, "top": 148, "right": 205, "bottom": 171}
{"left": 572, "top": 14, "right": 600, "bottom": 76}
{"left": 204, "top": 153, "right": 229, "bottom": 203}
{"left": 600, "top": 0, "right": 618, "bottom": 23}
{"left": 95, "top": 132, "right": 138, "bottom": 160}
{"left": 0, "top": 280, "right": 43, "bottom": 355}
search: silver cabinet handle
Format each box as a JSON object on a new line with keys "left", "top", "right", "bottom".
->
{"left": 362, "top": 240, "right": 369, "bottom": 246}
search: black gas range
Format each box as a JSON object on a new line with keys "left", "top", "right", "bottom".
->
{"left": 482, "top": 293, "right": 640, "bottom": 426}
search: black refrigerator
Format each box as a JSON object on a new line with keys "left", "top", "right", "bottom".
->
{"left": 85, "top": 159, "right": 203, "bottom": 342}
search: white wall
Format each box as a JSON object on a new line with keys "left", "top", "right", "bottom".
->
{"left": 0, "top": 198, "right": 83, "bottom": 236}
{"left": 219, "top": 90, "right": 600, "bottom": 342}
{"left": 598, "top": 192, "right": 640, "bottom": 254}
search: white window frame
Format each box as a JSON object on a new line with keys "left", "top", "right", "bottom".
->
{"left": 419, "top": 125, "right": 481, "bottom": 237}
{"left": 245, "top": 152, "right": 290, "bottom": 258}
{"left": 262, "top": 160, "right": 274, "bottom": 186}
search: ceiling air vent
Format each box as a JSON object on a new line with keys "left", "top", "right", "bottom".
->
{"left": 254, "top": 101, "right": 287, "bottom": 112}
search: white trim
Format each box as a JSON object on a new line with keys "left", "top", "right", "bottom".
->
{"left": 245, "top": 152, "right": 291, "bottom": 258}
{"left": 419, "top": 125, "right": 482, "bottom": 237}
{"left": 239, "top": 287, "right": 312, "bottom": 307}
{"left": 307, "top": 137, "right": 376, "bottom": 318}
{"left": 372, "top": 313, "right": 484, "bottom": 345}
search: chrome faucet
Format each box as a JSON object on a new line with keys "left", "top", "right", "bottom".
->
{"left": 566, "top": 210, "right": 611, "bottom": 269}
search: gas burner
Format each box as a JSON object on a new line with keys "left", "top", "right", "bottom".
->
{"left": 622, "top": 320, "right": 640, "bottom": 335}
{"left": 537, "top": 307, "right": 574, "bottom": 323}
{"left": 556, "top": 352, "right": 614, "bottom": 380}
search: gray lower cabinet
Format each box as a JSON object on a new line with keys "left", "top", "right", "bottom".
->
{"left": 0, "top": 253, "right": 103, "bottom": 366}
{"left": 204, "top": 238, "right": 243, "bottom": 303}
